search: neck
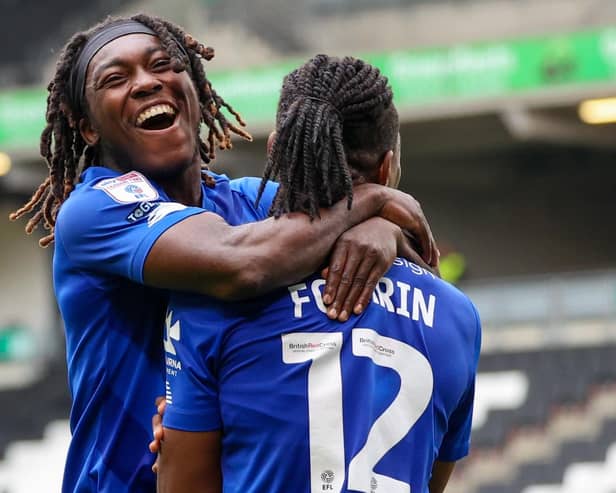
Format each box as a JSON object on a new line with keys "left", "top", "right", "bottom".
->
{"left": 351, "top": 169, "right": 378, "bottom": 187}
{"left": 157, "top": 164, "right": 203, "bottom": 206}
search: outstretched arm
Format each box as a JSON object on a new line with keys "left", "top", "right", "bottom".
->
{"left": 145, "top": 183, "right": 436, "bottom": 301}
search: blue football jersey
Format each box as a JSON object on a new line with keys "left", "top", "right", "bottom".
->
{"left": 164, "top": 259, "right": 481, "bottom": 493}
{"left": 53, "top": 166, "right": 277, "bottom": 493}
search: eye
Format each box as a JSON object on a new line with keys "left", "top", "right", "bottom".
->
{"left": 101, "top": 73, "right": 125, "bottom": 87}
{"left": 152, "top": 58, "right": 171, "bottom": 70}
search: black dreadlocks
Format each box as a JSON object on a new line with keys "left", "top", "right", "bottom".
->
{"left": 258, "top": 54, "right": 399, "bottom": 219}
{"left": 10, "top": 13, "right": 251, "bottom": 247}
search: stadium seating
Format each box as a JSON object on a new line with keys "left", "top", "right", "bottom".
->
{"left": 0, "top": 360, "right": 70, "bottom": 461}
{"left": 451, "top": 343, "right": 616, "bottom": 493}
{"left": 0, "top": 420, "right": 69, "bottom": 493}
{"left": 524, "top": 441, "right": 616, "bottom": 493}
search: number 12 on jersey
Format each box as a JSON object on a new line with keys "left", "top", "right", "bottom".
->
{"left": 282, "top": 329, "right": 434, "bottom": 493}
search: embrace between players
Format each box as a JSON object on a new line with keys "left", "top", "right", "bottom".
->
{"left": 12, "top": 13, "right": 480, "bottom": 493}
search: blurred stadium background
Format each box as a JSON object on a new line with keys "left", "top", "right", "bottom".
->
{"left": 1, "top": 0, "right": 616, "bottom": 491}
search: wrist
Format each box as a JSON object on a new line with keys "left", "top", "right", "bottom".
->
{"left": 353, "top": 183, "right": 388, "bottom": 214}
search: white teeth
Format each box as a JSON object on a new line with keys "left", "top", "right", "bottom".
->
{"left": 136, "top": 104, "right": 176, "bottom": 127}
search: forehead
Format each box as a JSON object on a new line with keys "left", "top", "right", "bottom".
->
{"left": 87, "top": 33, "right": 165, "bottom": 74}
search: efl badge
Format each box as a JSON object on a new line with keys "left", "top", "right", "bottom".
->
{"left": 94, "top": 171, "right": 159, "bottom": 204}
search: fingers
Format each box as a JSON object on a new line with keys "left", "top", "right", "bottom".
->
{"left": 338, "top": 247, "right": 381, "bottom": 320}
{"left": 149, "top": 398, "right": 166, "bottom": 454}
{"left": 322, "top": 240, "right": 349, "bottom": 312}
{"left": 353, "top": 258, "right": 390, "bottom": 316}
{"left": 328, "top": 253, "right": 363, "bottom": 321}
{"left": 149, "top": 412, "right": 163, "bottom": 453}
{"left": 325, "top": 218, "right": 400, "bottom": 320}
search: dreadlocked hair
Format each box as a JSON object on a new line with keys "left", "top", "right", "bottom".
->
{"left": 257, "top": 54, "right": 398, "bottom": 219}
{"left": 10, "top": 13, "right": 251, "bottom": 247}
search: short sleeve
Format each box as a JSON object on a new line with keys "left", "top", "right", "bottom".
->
{"left": 55, "top": 173, "right": 204, "bottom": 283}
{"left": 438, "top": 300, "right": 482, "bottom": 461}
{"left": 437, "top": 379, "right": 475, "bottom": 461}
{"left": 163, "top": 297, "right": 223, "bottom": 432}
{"left": 229, "top": 177, "right": 279, "bottom": 219}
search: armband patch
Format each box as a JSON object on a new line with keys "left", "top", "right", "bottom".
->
{"left": 94, "top": 171, "right": 159, "bottom": 204}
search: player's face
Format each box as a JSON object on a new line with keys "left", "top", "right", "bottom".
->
{"left": 79, "top": 34, "right": 202, "bottom": 179}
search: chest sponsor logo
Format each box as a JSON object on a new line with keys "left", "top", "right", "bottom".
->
{"left": 94, "top": 171, "right": 159, "bottom": 204}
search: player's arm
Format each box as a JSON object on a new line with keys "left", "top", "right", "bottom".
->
{"left": 157, "top": 428, "right": 221, "bottom": 493}
{"left": 429, "top": 461, "right": 456, "bottom": 493}
{"left": 145, "top": 183, "right": 437, "bottom": 301}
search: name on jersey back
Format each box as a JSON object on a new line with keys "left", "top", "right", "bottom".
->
{"left": 289, "top": 258, "right": 437, "bottom": 327}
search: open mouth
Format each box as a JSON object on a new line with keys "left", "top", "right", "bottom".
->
{"left": 136, "top": 104, "right": 177, "bottom": 131}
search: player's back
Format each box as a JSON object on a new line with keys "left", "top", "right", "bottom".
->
{"left": 165, "top": 258, "right": 481, "bottom": 493}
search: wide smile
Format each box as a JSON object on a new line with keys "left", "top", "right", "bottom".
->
{"left": 135, "top": 103, "right": 178, "bottom": 132}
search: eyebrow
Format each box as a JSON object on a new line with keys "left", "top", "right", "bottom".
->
{"left": 90, "top": 45, "right": 167, "bottom": 82}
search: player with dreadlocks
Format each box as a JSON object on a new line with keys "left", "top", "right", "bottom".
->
{"left": 10, "top": 13, "right": 247, "bottom": 246}
{"left": 10, "top": 14, "right": 438, "bottom": 493}
{"left": 157, "top": 55, "right": 479, "bottom": 493}
{"left": 259, "top": 53, "right": 400, "bottom": 219}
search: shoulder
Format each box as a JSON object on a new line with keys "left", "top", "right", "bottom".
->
{"left": 90, "top": 169, "right": 161, "bottom": 203}
{"left": 54, "top": 168, "right": 175, "bottom": 261}
{"left": 390, "top": 258, "right": 472, "bottom": 300}
{"left": 229, "top": 177, "right": 278, "bottom": 201}
{"left": 387, "top": 259, "right": 481, "bottom": 332}
{"left": 58, "top": 169, "right": 162, "bottom": 225}
{"left": 386, "top": 261, "right": 482, "bottom": 378}
{"left": 207, "top": 171, "right": 230, "bottom": 185}
{"left": 221, "top": 175, "right": 279, "bottom": 221}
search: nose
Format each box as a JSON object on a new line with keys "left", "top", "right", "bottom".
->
{"left": 130, "top": 68, "right": 163, "bottom": 99}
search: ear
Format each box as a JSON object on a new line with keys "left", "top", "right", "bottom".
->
{"left": 79, "top": 117, "right": 100, "bottom": 146}
{"left": 377, "top": 150, "right": 394, "bottom": 186}
{"left": 266, "top": 131, "right": 277, "bottom": 157}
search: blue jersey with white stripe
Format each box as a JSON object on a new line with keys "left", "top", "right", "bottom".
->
{"left": 164, "top": 258, "right": 481, "bottom": 493}
{"left": 53, "top": 166, "right": 277, "bottom": 493}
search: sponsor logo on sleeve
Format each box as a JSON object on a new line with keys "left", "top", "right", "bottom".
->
{"left": 165, "top": 310, "right": 183, "bottom": 379}
{"left": 94, "top": 171, "right": 159, "bottom": 203}
{"left": 126, "top": 202, "right": 159, "bottom": 223}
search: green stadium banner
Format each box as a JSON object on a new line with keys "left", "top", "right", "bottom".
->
{"left": 0, "top": 87, "right": 48, "bottom": 151}
{"left": 3, "top": 26, "right": 616, "bottom": 151}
